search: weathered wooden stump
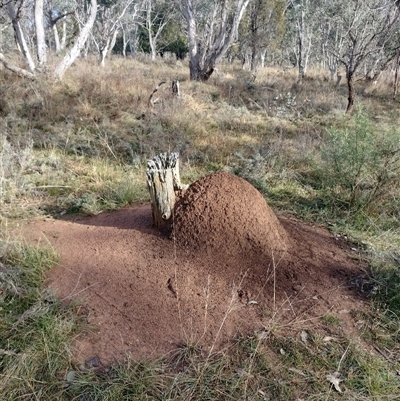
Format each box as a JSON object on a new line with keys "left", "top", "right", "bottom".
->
{"left": 172, "top": 79, "right": 180, "bottom": 97}
{"left": 146, "top": 152, "right": 187, "bottom": 229}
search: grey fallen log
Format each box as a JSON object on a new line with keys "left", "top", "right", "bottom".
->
{"left": 146, "top": 152, "right": 187, "bottom": 229}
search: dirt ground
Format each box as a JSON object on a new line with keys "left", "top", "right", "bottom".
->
{"left": 22, "top": 172, "right": 367, "bottom": 365}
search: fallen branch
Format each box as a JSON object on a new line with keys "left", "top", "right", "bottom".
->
{"left": 0, "top": 53, "right": 36, "bottom": 80}
{"left": 148, "top": 80, "right": 166, "bottom": 107}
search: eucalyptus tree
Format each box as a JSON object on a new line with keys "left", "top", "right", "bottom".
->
{"left": 46, "top": 0, "right": 75, "bottom": 54}
{"left": 318, "top": 2, "right": 345, "bottom": 81}
{"left": 324, "top": 0, "right": 400, "bottom": 113}
{"left": 138, "top": 0, "right": 175, "bottom": 60}
{"left": 182, "top": 0, "right": 250, "bottom": 81}
{"left": 4, "top": 0, "right": 36, "bottom": 73}
{"left": 91, "top": 0, "right": 136, "bottom": 66}
{"left": 286, "top": 0, "right": 323, "bottom": 82}
{"left": 0, "top": 0, "right": 98, "bottom": 79}
{"left": 53, "top": 0, "right": 98, "bottom": 78}
{"left": 35, "top": 0, "right": 46, "bottom": 67}
{"left": 109, "top": 2, "right": 141, "bottom": 57}
{"left": 239, "top": 0, "right": 286, "bottom": 70}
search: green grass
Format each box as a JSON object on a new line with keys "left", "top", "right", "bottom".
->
{"left": 1, "top": 58, "right": 400, "bottom": 400}
{"left": 0, "top": 241, "right": 80, "bottom": 401}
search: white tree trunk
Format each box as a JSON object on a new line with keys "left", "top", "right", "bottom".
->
{"left": 99, "top": 40, "right": 110, "bottom": 66}
{"left": 61, "top": 19, "right": 67, "bottom": 50}
{"left": 122, "top": 28, "right": 127, "bottom": 57}
{"left": 260, "top": 49, "right": 266, "bottom": 68}
{"left": 183, "top": 0, "right": 200, "bottom": 79}
{"left": 146, "top": 0, "right": 156, "bottom": 60}
{"left": 7, "top": 2, "right": 36, "bottom": 72}
{"left": 143, "top": 0, "right": 171, "bottom": 61}
{"left": 35, "top": 0, "right": 47, "bottom": 67}
{"left": 108, "top": 28, "right": 119, "bottom": 57}
{"left": 54, "top": 0, "right": 98, "bottom": 79}
{"left": 183, "top": 0, "right": 249, "bottom": 81}
{"left": 53, "top": 23, "right": 61, "bottom": 53}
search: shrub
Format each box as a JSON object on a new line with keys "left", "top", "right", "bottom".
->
{"left": 321, "top": 108, "right": 400, "bottom": 213}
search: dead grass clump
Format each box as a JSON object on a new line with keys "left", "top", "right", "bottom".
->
{"left": 0, "top": 132, "right": 34, "bottom": 207}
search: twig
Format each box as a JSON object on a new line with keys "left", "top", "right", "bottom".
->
{"left": 34, "top": 185, "right": 72, "bottom": 189}
{"left": 284, "top": 291, "right": 297, "bottom": 317}
{"left": 61, "top": 280, "right": 101, "bottom": 301}
{"left": 272, "top": 251, "right": 276, "bottom": 311}
{"left": 207, "top": 271, "right": 248, "bottom": 359}
{"left": 61, "top": 273, "right": 82, "bottom": 301}
{"left": 337, "top": 342, "right": 351, "bottom": 371}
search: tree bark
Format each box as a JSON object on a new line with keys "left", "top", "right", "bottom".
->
{"left": 297, "top": 7, "right": 305, "bottom": 83}
{"left": 108, "top": 28, "right": 119, "bottom": 57}
{"left": 260, "top": 49, "right": 267, "bottom": 69}
{"left": 393, "top": 50, "right": 400, "bottom": 99}
{"left": 61, "top": 19, "right": 67, "bottom": 50}
{"left": 146, "top": 153, "right": 187, "bottom": 230}
{"left": 35, "top": 0, "right": 47, "bottom": 68}
{"left": 346, "top": 70, "right": 355, "bottom": 114}
{"left": 54, "top": 0, "right": 98, "bottom": 79}
{"left": 122, "top": 28, "right": 127, "bottom": 57}
{"left": 145, "top": 0, "right": 156, "bottom": 60}
{"left": 183, "top": 0, "right": 200, "bottom": 79}
{"left": 99, "top": 39, "right": 110, "bottom": 66}
{"left": 53, "top": 23, "right": 61, "bottom": 53}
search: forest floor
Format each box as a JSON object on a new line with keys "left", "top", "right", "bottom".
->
{"left": 1, "top": 57, "right": 400, "bottom": 400}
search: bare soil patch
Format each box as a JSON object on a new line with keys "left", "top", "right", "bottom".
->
{"left": 22, "top": 172, "right": 367, "bottom": 365}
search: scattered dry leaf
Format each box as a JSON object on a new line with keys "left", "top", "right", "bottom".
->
{"left": 256, "top": 330, "right": 269, "bottom": 341}
{"left": 326, "top": 371, "right": 343, "bottom": 393}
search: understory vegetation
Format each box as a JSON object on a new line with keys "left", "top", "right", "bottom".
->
{"left": 1, "top": 57, "right": 400, "bottom": 400}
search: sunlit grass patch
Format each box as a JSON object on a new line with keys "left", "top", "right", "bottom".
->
{"left": 40, "top": 154, "right": 149, "bottom": 215}
{"left": 0, "top": 240, "right": 79, "bottom": 401}
{"left": 1, "top": 144, "right": 148, "bottom": 218}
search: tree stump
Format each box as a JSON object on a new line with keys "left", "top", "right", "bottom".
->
{"left": 172, "top": 79, "right": 180, "bottom": 97}
{"left": 146, "top": 152, "right": 187, "bottom": 229}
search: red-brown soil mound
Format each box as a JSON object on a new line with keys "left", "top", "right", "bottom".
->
{"left": 20, "top": 173, "right": 367, "bottom": 365}
{"left": 173, "top": 171, "right": 288, "bottom": 263}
